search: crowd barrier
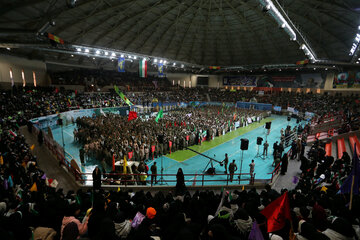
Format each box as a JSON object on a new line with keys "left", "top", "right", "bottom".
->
{"left": 79, "top": 172, "right": 261, "bottom": 187}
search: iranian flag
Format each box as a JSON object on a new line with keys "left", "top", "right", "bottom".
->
{"left": 139, "top": 59, "right": 147, "bottom": 78}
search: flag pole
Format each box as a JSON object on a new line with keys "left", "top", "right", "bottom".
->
{"left": 349, "top": 175, "right": 355, "bottom": 210}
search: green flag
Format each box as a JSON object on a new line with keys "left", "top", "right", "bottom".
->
{"left": 114, "top": 85, "right": 133, "bottom": 106}
{"left": 155, "top": 109, "right": 163, "bottom": 123}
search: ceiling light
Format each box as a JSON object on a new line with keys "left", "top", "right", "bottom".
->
{"left": 104, "top": 51, "right": 109, "bottom": 56}
{"left": 112, "top": 52, "right": 116, "bottom": 57}
{"left": 95, "top": 50, "right": 100, "bottom": 54}
{"left": 120, "top": 54, "right": 124, "bottom": 58}
{"left": 281, "top": 23, "right": 286, "bottom": 29}
{"left": 332, "top": 65, "right": 336, "bottom": 68}
{"left": 160, "top": 60, "right": 163, "bottom": 63}
{"left": 181, "top": 64, "right": 184, "bottom": 68}
{"left": 325, "top": 68, "right": 328, "bottom": 70}
{"left": 71, "top": 54, "right": 74, "bottom": 57}
{"left": 85, "top": 49, "right": 89, "bottom": 53}
{"left": 76, "top": 48, "right": 82, "bottom": 52}
{"left": 313, "top": 68, "right": 316, "bottom": 70}
{"left": 296, "top": 68, "right": 298, "bottom": 71}
{"left": 6, "top": 47, "right": 11, "bottom": 50}
{"left": 357, "top": 61, "right": 360, "bottom": 64}
{"left": 92, "top": 57, "right": 95, "bottom": 60}
{"left": 154, "top": 59, "right": 158, "bottom": 63}
{"left": 173, "top": 63, "right": 176, "bottom": 66}
{"left": 164, "top": 60, "right": 167, "bottom": 64}
{"left": 133, "top": 56, "right": 137, "bottom": 59}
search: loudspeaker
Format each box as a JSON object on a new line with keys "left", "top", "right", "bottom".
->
{"left": 257, "top": 137, "right": 263, "bottom": 145}
{"left": 287, "top": 116, "right": 291, "bottom": 121}
{"left": 240, "top": 138, "right": 249, "bottom": 150}
{"left": 157, "top": 134, "right": 164, "bottom": 144}
{"left": 57, "top": 119, "right": 63, "bottom": 126}
{"left": 265, "top": 122, "right": 272, "bottom": 129}
{"left": 206, "top": 167, "right": 215, "bottom": 174}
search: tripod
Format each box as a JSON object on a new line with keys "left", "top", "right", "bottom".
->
{"left": 255, "top": 144, "right": 263, "bottom": 159}
{"left": 157, "top": 155, "right": 167, "bottom": 185}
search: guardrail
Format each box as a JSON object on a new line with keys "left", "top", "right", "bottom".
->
{"left": 78, "top": 172, "right": 259, "bottom": 187}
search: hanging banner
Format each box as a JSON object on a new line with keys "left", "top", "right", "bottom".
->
{"left": 117, "top": 57, "right": 125, "bottom": 72}
{"left": 158, "top": 63, "right": 164, "bottom": 77}
{"left": 139, "top": 59, "right": 147, "bottom": 78}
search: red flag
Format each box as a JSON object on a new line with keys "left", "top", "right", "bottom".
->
{"left": 128, "top": 151, "right": 133, "bottom": 160}
{"left": 112, "top": 154, "right": 115, "bottom": 172}
{"left": 128, "top": 111, "right": 138, "bottom": 121}
{"left": 261, "top": 191, "right": 291, "bottom": 233}
{"left": 169, "top": 141, "right": 172, "bottom": 155}
{"left": 151, "top": 145, "right": 155, "bottom": 159}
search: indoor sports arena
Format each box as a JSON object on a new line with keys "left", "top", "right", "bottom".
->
{"left": 0, "top": 1, "right": 360, "bottom": 239}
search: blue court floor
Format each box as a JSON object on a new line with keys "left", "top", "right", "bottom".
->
{"left": 49, "top": 115, "right": 303, "bottom": 186}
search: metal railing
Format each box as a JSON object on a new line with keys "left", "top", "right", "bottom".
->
{"left": 78, "top": 172, "right": 260, "bottom": 187}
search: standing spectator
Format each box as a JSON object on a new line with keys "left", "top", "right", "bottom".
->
{"left": 280, "top": 154, "right": 288, "bottom": 175}
{"left": 79, "top": 148, "right": 85, "bottom": 165}
{"left": 273, "top": 141, "right": 278, "bottom": 155}
{"left": 92, "top": 166, "right": 102, "bottom": 190}
{"left": 151, "top": 162, "right": 157, "bottom": 185}
{"left": 222, "top": 153, "right": 229, "bottom": 173}
{"left": 228, "top": 160, "right": 237, "bottom": 182}
{"left": 249, "top": 160, "right": 255, "bottom": 177}
{"left": 263, "top": 141, "right": 269, "bottom": 156}
{"left": 176, "top": 168, "right": 186, "bottom": 195}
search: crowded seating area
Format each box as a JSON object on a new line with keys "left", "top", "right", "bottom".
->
{"left": 1, "top": 129, "right": 360, "bottom": 239}
{"left": 0, "top": 82, "right": 359, "bottom": 239}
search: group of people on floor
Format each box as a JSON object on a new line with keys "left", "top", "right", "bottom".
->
{"left": 74, "top": 106, "right": 266, "bottom": 170}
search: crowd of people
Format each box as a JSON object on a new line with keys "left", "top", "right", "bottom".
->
{"left": 74, "top": 106, "right": 267, "bottom": 170}
{"left": 0, "top": 78, "right": 360, "bottom": 239}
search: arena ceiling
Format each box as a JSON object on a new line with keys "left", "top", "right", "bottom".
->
{"left": 0, "top": 0, "right": 360, "bottom": 69}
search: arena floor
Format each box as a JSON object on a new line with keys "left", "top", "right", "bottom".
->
{"left": 50, "top": 115, "right": 304, "bottom": 186}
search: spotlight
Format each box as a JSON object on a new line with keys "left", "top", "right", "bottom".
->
{"left": 6, "top": 47, "right": 11, "bottom": 50}
{"left": 95, "top": 50, "right": 100, "bottom": 54}
{"left": 85, "top": 49, "right": 89, "bottom": 53}
{"left": 76, "top": 48, "right": 82, "bottom": 52}
{"left": 154, "top": 59, "right": 158, "bottom": 63}
{"left": 120, "top": 54, "right": 124, "bottom": 57}
{"left": 181, "top": 64, "right": 184, "bottom": 68}
{"left": 71, "top": 54, "right": 74, "bottom": 57}
{"left": 160, "top": 60, "right": 163, "bottom": 63}
{"left": 280, "top": 23, "right": 286, "bottom": 29}
{"left": 104, "top": 51, "right": 109, "bottom": 56}
{"left": 112, "top": 52, "right": 116, "bottom": 57}
{"left": 92, "top": 57, "right": 95, "bottom": 60}
{"left": 164, "top": 60, "right": 167, "bottom": 64}
{"left": 133, "top": 56, "right": 137, "bottom": 59}
{"left": 66, "top": 0, "right": 77, "bottom": 8}
{"left": 173, "top": 63, "right": 176, "bottom": 66}
{"left": 37, "top": 20, "right": 56, "bottom": 35}
{"left": 262, "top": 4, "right": 270, "bottom": 12}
